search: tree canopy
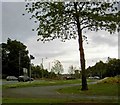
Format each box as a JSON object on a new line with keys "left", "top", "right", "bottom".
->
{"left": 86, "top": 58, "right": 120, "bottom": 78}
{"left": 25, "top": 2, "right": 120, "bottom": 42}
{"left": 51, "top": 60, "right": 64, "bottom": 75}
{"left": 2, "top": 38, "right": 30, "bottom": 77}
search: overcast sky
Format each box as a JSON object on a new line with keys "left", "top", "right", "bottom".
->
{"left": 1, "top": 2, "right": 118, "bottom": 73}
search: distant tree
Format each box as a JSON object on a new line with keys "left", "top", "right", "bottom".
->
{"left": 106, "top": 58, "right": 120, "bottom": 77}
{"left": 86, "top": 61, "right": 107, "bottom": 78}
{"left": 51, "top": 60, "right": 64, "bottom": 75}
{"left": 74, "top": 70, "right": 81, "bottom": 79}
{"left": 94, "top": 61, "right": 107, "bottom": 78}
{"left": 25, "top": 2, "right": 120, "bottom": 90}
{"left": 49, "top": 71, "right": 57, "bottom": 79}
{"left": 31, "top": 65, "right": 42, "bottom": 78}
{"left": 68, "top": 65, "right": 76, "bottom": 75}
{"left": 2, "top": 38, "right": 30, "bottom": 77}
{"left": 86, "top": 59, "right": 120, "bottom": 78}
{"left": 31, "top": 64, "right": 51, "bottom": 78}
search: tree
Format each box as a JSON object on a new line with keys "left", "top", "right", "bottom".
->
{"left": 68, "top": 65, "right": 76, "bottom": 75}
{"left": 95, "top": 61, "right": 107, "bottom": 78}
{"left": 86, "top": 59, "right": 120, "bottom": 78}
{"left": 106, "top": 58, "right": 120, "bottom": 77}
{"left": 2, "top": 38, "right": 30, "bottom": 77}
{"left": 25, "top": 2, "right": 120, "bottom": 90}
{"left": 51, "top": 60, "right": 64, "bottom": 75}
{"left": 74, "top": 70, "right": 81, "bottom": 79}
{"left": 31, "top": 65, "right": 42, "bottom": 78}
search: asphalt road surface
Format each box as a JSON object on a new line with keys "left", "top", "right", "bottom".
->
{"left": 2, "top": 82, "right": 118, "bottom": 101}
{"left": 2, "top": 81, "right": 18, "bottom": 85}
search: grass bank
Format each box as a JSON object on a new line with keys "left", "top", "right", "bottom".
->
{"left": 57, "top": 77, "right": 119, "bottom": 96}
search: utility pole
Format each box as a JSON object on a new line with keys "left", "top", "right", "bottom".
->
{"left": 41, "top": 57, "right": 47, "bottom": 79}
{"left": 49, "top": 62, "right": 50, "bottom": 71}
{"left": 29, "top": 58, "right": 31, "bottom": 83}
{"left": 19, "top": 51, "right": 21, "bottom": 76}
{"left": 41, "top": 58, "right": 43, "bottom": 79}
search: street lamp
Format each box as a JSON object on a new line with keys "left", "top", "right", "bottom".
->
{"left": 41, "top": 57, "right": 47, "bottom": 79}
{"left": 19, "top": 51, "right": 21, "bottom": 76}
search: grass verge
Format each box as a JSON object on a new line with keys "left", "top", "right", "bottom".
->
{"left": 57, "top": 83, "right": 119, "bottom": 96}
{"left": 2, "top": 97, "right": 118, "bottom": 104}
{"left": 57, "top": 77, "right": 119, "bottom": 96}
{"left": 2, "top": 79, "right": 95, "bottom": 89}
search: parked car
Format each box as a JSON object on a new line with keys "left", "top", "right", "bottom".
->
{"left": 18, "top": 75, "right": 34, "bottom": 82}
{"left": 94, "top": 76, "right": 100, "bottom": 79}
{"left": 88, "top": 76, "right": 100, "bottom": 79}
{"left": 6, "top": 76, "right": 18, "bottom": 81}
{"left": 65, "top": 76, "right": 76, "bottom": 80}
{"left": 88, "top": 77, "right": 94, "bottom": 79}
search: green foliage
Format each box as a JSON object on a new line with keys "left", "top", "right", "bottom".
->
{"left": 25, "top": 2, "right": 120, "bottom": 42}
{"left": 31, "top": 64, "right": 57, "bottom": 79}
{"left": 98, "top": 76, "right": 120, "bottom": 84}
{"left": 106, "top": 58, "right": 120, "bottom": 77}
{"left": 86, "top": 58, "right": 120, "bottom": 78}
{"left": 68, "top": 65, "right": 76, "bottom": 75}
{"left": 2, "top": 38, "right": 30, "bottom": 77}
{"left": 31, "top": 65, "right": 42, "bottom": 78}
{"left": 51, "top": 60, "right": 64, "bottom": 75}
{"left": 87, "top": 61, "right": 107, "bottom": 78}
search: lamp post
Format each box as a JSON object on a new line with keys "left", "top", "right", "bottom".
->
{"left": 41, "top": 57, "right": 47, "bottom": 79}
{"left": 19, "top": 51, "right": 21, "bottom": 76}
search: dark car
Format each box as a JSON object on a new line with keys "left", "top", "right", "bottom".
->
{"left": 18, "top": 76, "right": 34, "bottom": 82}
{"left": 6, "top": 76, "right": 18, "bottom": 81}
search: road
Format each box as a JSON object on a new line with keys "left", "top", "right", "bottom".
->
{"left": 2, "top": 82, "right": 118, "bottom": 101}
{"left": 2, "top": 81, "right": 18, "bottom": 85}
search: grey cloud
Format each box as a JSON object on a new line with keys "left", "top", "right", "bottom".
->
{"left": 62, "top": 60, "right": 79, "bottom": 65}
{"left": 2, "top": 2, "right": 35, "bottom": 42}
{"left": 87, "top": 31, "right": 118, "bottom": 47}
{"left": 34, "top": 50, "right": 67, "bottom": 58}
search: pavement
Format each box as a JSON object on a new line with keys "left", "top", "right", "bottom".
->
{"left": 2, "top": 82, "right": 118, "bottom": 101}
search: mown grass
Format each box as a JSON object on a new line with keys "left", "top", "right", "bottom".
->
{"left": 57, "top": 77, "right": 119, "bottom": 96}
{"left": 2, "top": 97, "right": 118, "bottom": 104}
{"left": 3, "top": 98, "right": 66, "bottom": 103}
{"left": 57, "top": 83, "right": 118, "bottom": 96}
{"left": 2, "top": 79, "right": 95, "bottom": 89}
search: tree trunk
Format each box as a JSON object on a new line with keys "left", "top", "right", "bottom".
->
{"left": 74, "top": 2, "right": 88, "bottom": 91}
{"left": 78, "top": 30, "right": 88, "bottom": 91}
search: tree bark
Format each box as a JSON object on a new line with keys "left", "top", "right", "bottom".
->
{"left": 78, "top": 29, "right": 88, "bottom": 91}
{"left": 74, "top": 2, "right": 88, "bottom": 91}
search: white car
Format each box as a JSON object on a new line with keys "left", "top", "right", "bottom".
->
{"left": 94, "top": 76, "right": 100, "bottom": 79}
{"left": 6, "top": 76, "right": 18, "bottom": 81}
{"left": 88, "top": 77, "right": 94, "bottom": 79}
{"left": 88, "top": 76, "right": 100, "bottom": 79}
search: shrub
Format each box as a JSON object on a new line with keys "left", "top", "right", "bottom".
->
{"left": 98, "top": 76, "right": 120, "bottom": 84}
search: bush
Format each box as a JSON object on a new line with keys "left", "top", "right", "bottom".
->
{"left": 98, "top": 76, "right": 120, "bottom": 84}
